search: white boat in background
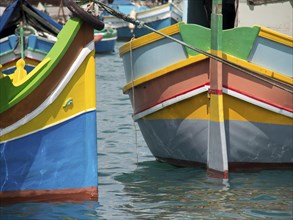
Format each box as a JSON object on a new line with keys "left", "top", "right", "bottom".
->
{"left": 94, "top": 26, "right": 117, "bottom": 53}
{"left": 102, "top": 0, "right": 182, "bottom": 39}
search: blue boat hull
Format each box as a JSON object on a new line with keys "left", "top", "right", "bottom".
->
{"left": 0, "top": 111, "right": 98, "bottom": 194}
{"left": 95, "top": 39, "right": 116, "bottom": 53}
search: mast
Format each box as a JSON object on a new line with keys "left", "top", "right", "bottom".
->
{"left": 207, "top": 0, "right": 229, "bottom": 179}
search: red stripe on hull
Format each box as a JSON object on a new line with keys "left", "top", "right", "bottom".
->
{"left": 0, "top": 186, "right": 98, "bottom": 206}
{"left": 207, "top": 168, "right": 229, "bottom": 179}
{"left": 208, "top": 88, "right": 223, "bottom": 95}
{"left": 224, "top": 86, "right": 293, "bottom": 112}
{"left": 223, "top": 64, "right": 293, "bottom": 112}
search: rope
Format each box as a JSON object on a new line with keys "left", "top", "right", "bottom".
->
{"left": 130, "top": 35, "right": 139, "bottom": 166}
{"left": 94, "top": 0, "right": 293, "bottom": 93}
{"left": 19, "top": 22, "right": 25, "bottom": 60}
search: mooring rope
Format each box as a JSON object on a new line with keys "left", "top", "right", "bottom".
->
{"left": 94, "top": 0, "right": 293, "bottom": 93}
{"left": 130, "top": 35, "right": 139, "bottom": 166}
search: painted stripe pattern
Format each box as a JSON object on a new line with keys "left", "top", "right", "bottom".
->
{"left": 0, "top": 41, "right": 95, "bottom": 140}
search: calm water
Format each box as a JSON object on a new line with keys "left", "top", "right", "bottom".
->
{"left": 1, "top": 41, "right": 292, "bottom": 220}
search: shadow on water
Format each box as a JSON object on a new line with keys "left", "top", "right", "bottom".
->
{"left": 114, "top": 161, "right": 293, "bottom": 219}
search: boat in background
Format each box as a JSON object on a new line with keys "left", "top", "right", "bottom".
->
{"left": 0, "top": 0, "right": 104, "bottom": 204}
{"left": 102, "top": 0, "right": 182, "bottom": 39}
{"left": 0, "top": 0, "right": 62, "bottom": 75}
{"left": 119, "top": 0, "right": 293, "bottom": 178}
{"left": 94, "top": 26, "right": 117, "bottom": 53}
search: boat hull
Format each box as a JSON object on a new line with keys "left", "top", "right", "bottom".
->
{"left": 120, "top": 22, "right": 293, "bottom": 170}
{"left": 94, "top": 37, "right": 117, "bottom": 53}
{"left": 136, "top": 97, "right": 293, "bottom": 169}
{"left": 0, "top": 18, "right": 98, "bottom": 204}
{"left": 0, "top": 112, "right": 98, "bottom": 203}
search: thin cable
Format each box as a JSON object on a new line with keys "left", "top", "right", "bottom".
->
{"left": 130, "top": 35, "right": 139, "bottom": 167}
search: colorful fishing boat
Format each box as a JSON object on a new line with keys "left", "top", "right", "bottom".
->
{"left": 119, "top": 0, "right": 293, "bottom": 178}
{"left": 94, "top": 26, "right": 117, "bottom": 53}
{"left": 0, "top": 0, "right": 62, "bottom": 75}
{"left": 0, "top": 0, "right": 104, "bottom": 204}
{"left": 102, "top": 0, "right": 182, "bottom": 39}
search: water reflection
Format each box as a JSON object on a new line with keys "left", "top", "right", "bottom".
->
{"left": 115, "top": 161, "right": 293, "bottom": 219}
{"left": 0, "top": 202, "right": 100, "bottom": 220}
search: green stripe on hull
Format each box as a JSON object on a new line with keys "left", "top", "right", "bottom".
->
{"left": 0, "top": 18, "right": 82, "bottom": 113}
{"left": 179, "top": 23, "right": 260, "bottom": 60}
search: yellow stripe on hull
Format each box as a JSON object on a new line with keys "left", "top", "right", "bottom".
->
{"left": 224, "top": 94, "right": 291, "bottom": 125}
{"left": 145, "top": 93, "right": 209, "bottom": 120}
{"left": 1, "top": 51, "right": 96, "bottom": 142}
{"left": 209, "top": 94, "right": 225, "bottom": 123}
{"left": 144, "top": 92, "right": 291, "bottom": 125}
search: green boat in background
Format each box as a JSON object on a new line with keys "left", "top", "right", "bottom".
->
{"left": 94, "top": 26, "right": 117, "bottom": 53}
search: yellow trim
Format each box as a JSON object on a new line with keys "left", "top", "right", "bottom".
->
{"left": 10, "top": 57, "right": 51, "bottom": 86}
{"left": 0, "top": 64, "right": 3, "bottom": 78}
{"left": 258, "top": 26, "right": 293, "bottom": 47}
{"left": 1, "top": 52, "right": 96, "bottom": 141}
{"left": 123, "top": 54, "right": 208, "bottom": 93}
{"left": 145, "top": 93, "right": 292, "bottom": 125}
{"left": 119, "top": 23, "right": 180, "bottom": 56}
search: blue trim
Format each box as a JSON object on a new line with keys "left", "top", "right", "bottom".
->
{"left": 0, "top": 35, "right": 17, "bottom": 54}
{"left": 27, "top": 35, "right": 55, "bottom": 53}
{"left": 0, "top": 111, "right": 98, "bottom": 192}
